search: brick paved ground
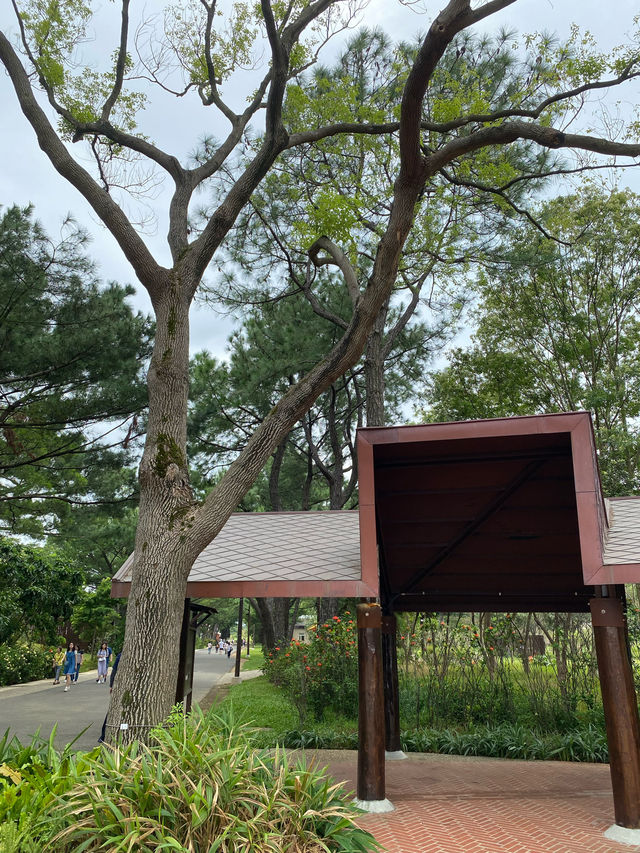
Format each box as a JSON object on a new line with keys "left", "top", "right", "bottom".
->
{"left": 305, "top": 751, "right": 640, "bottom": 853}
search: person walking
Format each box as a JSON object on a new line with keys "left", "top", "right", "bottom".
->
{"left": 207, "top": 641, "right": 213, "bottom": 654}
{"left": 62, "top": 642, "right": 77, "bottom": 691}
{"left": 52, "top": 646, "right": 64, "bottom": 685}
{"left": 73, "top": 648, "right": 84, "bottom": 682}
{"left": 96, "top": 642, "right": 109, "bottom": 683}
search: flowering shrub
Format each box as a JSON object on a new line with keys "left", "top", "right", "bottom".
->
{"left": 263, "top": 614, "right": 358, "bottom": 725}
{"left": 0, "top": 643, "right": 51, "bottom": 686}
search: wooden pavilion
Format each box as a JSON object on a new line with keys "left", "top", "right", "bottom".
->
{"left": 112, "top": 412, "right": 640, "bottom": 829}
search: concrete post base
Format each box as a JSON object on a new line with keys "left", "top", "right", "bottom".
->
{"left": 604, "top": 824, "right": 640, "bottom": 846}
{"left": 353, "top": 797, "right": 395, "bottom": 813}
{"left": 385, "top": 750, "right": 407, "bottom": 760}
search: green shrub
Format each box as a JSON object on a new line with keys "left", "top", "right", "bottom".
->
{"left": 0, "top": 710, "right": 380, "bottom": 852}
{"left": 399, "top": 722, "right": 608, "bottom": 762}
{"left": 0, "top": 643, "right": 51, "bottom": 686}
{"left": 264, "top": 613, "right": 358, "bottom": 725}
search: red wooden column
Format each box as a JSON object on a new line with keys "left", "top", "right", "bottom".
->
{"left": 382, "top": 612, "right": 406, "bottom": 759}
{"left": 356, "top": 602, "right": 393, "bottom": 812}
{"left": 591, "top": 594, "right": 640, "bottom": 828}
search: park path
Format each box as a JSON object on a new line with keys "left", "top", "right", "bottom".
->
{"left": 0, "top": 648, "right": 236, "bottom": 751}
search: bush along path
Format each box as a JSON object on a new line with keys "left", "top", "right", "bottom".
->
{"left": 0, "top": 709, "right": 380, "bottom": 853}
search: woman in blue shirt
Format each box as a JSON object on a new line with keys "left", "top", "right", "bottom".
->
{"left": 63, "top": 642, "right": 77, "bottom": 692}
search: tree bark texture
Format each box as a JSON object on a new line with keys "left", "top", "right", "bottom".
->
{"left": 107, "top": 287, "right": 198, "bottom": 739}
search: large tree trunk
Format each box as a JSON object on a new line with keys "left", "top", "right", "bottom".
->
{"left": 252, "top": 597, "right": 299, "bottom": 649}
{"left": 107, "top": 283, "right": 197, "bottom": 740}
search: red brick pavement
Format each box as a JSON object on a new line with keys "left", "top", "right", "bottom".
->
{"left": 305, "top": 751, "right": 640, "bottom": 853}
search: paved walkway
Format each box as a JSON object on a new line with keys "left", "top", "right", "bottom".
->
{"left": 0, "top": 649, "right": 250, "bottom": 751}
{"left": 311, "top": 751, "right": 640, "bottom": 853}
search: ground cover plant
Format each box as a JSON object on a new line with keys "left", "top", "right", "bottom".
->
{"left": 0, "top": 710, "right": 379, "bottom": 853}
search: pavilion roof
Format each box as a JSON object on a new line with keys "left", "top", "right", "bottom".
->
{"left": 111, "top": 510, "right": 373, "bottom": 599}
{"left": 112, "top": 413, "right": 640, "bottom": 609}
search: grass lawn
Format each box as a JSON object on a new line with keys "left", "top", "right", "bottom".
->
{"left": 218, "top": 674, "right": 358, "bottom": 738}
{"left": 240, "top": 646, "right": 265, "bottom": 671}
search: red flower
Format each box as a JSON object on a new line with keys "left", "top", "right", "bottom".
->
{"left": 323, "top": 624, "right": 329, "bottom": 628}
{"left": 317, "top": 662, "right": 322, "bottom": 667}
{"left": 275, "top": 647, "right": 280, "bottom": 651}
{"left": 489, "top": 646, "right": 494, "bottom": 651}
{"left": 306, "top": 666, "right": 311, "bottom": 671}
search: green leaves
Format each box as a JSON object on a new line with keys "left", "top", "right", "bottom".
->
{"left": 0, "top": 205, "right": 152, "bottom": 544}
{"left": 0, "top": 709, "right": 380, "bottom": 851}
{"left": 0, "top": 537, "right": 83, "bottom": 645}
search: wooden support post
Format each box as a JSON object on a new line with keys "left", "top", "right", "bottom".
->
{"left": 591, "top": 595, "right": 640, "bottom": 828}
{"left": 246, "top": 601, "right": 251, "bottom": 657}
{"left": 356, "top": 603, "right": 393, "bottom": 812}
{"left": 234, "top": 596, "right": 244, "bottom": 679}
{"left": 382, "top": 612, "right": 405, "bottom": 758}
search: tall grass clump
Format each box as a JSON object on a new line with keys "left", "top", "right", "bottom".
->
{"left": 0, "top": 710, "right": 379, "bottom": 852}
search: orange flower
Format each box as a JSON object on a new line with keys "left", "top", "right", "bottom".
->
{"left": 528, "top": 655, "right": 534, "bottom": 661}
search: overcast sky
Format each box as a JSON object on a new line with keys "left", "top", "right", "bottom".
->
{"left": 1, "top": 0, "right": 639, "bottom": 358}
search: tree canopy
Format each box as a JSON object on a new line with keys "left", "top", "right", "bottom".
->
{"left": 422, "top": 187, "right": 640, "bottom": 495}
{"left": 0, "top": 204, "right": 153, "bottom": 544}
{"left": 0, "top": 536, "right": 83, "bottom": 645}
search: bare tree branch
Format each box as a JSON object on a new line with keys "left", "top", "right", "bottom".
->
{"left": 309, "top": 236, "right": 360, "bottom": 305}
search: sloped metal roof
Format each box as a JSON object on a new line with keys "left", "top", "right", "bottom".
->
{"left": 602, "top": 498, "right": 640, "bottom": 581}
{"left": 112, "top": 413, "right": 640, "bottom": 607}
{"left": 111, "top": 510, "right": 377, "bottom": 599}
